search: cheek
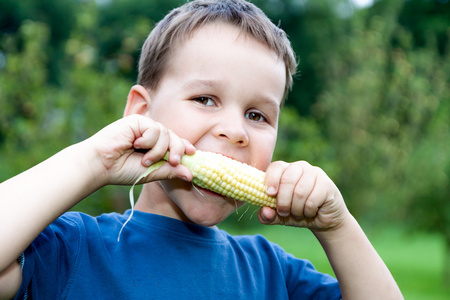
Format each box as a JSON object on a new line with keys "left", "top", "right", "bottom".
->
{"left": 171, "top": 119, "right": 204, "bottom": 144}
{"left": 150, "top": 107, "right": 201, "bottom": 142}
{"left": 253, "top": 133, "right": 277, "bottom": 171}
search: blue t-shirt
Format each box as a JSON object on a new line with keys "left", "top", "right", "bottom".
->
{"left": 16, "top": 210, "right": 341, "bottom": 299}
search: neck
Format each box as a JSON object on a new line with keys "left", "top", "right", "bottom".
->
{"left": 134, "top": 182, "right": 190, "bottom": 222}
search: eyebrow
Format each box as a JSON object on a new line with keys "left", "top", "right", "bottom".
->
{"left": 181, "top": 79, "right": 222, "bottom": 91}
{"left": 259, "top": 97, "right": 281, "bottom": 111}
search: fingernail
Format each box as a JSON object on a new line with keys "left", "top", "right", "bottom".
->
{"left": 144, "top": 160, "right": 152, "bottom": 167}
{"left": 174, "top": 154, "right": 181, "bottom": 164}
{"left": 267, "top": 186, "right": 276, "bottom": 195}
{"left": 260, "top": 213, "right": 269, "bottom": 222}
{"left": 278, "top": 211, "right": 289, "bottom": 218}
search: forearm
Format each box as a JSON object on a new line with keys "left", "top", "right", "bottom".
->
{"left": 313, "top": 214, "right": 403, "bottom": 300}
{"left": 0, "top": 140, "right": 105, "bottom": 272}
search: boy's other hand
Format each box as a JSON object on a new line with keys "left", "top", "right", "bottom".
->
{"left": 258, "top": 160, "right": 350, "bottom": 232}
{"left": 85, "top": 115, "right": 196, "bottom": 187}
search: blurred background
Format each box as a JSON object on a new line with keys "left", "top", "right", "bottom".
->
{"left": 0, "top": 0, "right": 448, "bottom": 297}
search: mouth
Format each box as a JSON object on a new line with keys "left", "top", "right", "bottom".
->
{"left": 192, "top": 185, "right": 244, "bottom": 209}
{"left": 193, "top": 185, "right": 224, "bottom": 198}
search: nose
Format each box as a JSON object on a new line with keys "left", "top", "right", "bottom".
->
{"left": 212, "top": 115, "right": 249, "bottom": 147}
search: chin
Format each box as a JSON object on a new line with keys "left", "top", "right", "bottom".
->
{"left": 163, "top": 181, "right": 243, "bottom": 227}
{"left": 184, "top": 203, "right": 235, "bottom": 227}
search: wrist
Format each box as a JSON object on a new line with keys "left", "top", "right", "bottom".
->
{"left": 311, "top": 212, "right": 403, "bottom": 299}
{"left": 64, "top": 140, "right": 110, "bottom": 191}
{"left": 311, "top": 211, "right": 359, "bottom": 245}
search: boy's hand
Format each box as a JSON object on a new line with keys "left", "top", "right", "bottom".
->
{"left": 258, "top": 161, "right": 404, "bottom": 299}
{"left": 258, "top": 161, "right": 350, "bottom": 232}
{"left": 86, "top": 115, "right": 196, "bottom": 187}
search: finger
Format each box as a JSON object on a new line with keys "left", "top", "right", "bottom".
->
{"left": 133, "top": 122, "right": 161, "bottom": 150}
{"left": 141, "top": 123, "right": 170, "bottom": 166}
{"left": 182, "top": 139, "right": 196, "bottom": 155}
{"left": 264, "top": 161, "right": 290, "bottom": 196}
{"left": 258, "top": 207, "right": 277, "bottom": 225}
{"left": 166, "top": 130, "right": 190, "bottom": 166}
{"left": 258, "top": 207, "right": 292, "bottom": 226}
{"left": 141, "top": 162, "right": 193, "bottom": 183}
{"left": 290, "top": 164, "right": 318, "bottom": 219}
{"left": 276, "top": 162, "right": 305, "bottom": 217}
{"left": 302, "top": 169, "right": 338, "bottom": 220}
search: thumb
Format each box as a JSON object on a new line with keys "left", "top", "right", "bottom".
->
{"left": 258, "top": 207, "right": 284, "bottom": 225}
{"left": 138, "top": 162, "right": 193, "bottom": 184}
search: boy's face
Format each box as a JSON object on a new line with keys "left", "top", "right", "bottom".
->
{"left": 141, "top": 23, "right": 286, "bottom": 226}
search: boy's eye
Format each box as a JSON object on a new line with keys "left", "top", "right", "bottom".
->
{"left": 245, "top": 111, "right": 266, "bottom": 122}
{"left": 193, "top": 96, "right": 215, "bottom": 106}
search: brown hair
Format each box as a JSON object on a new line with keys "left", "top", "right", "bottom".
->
{"left": 138, "top": 0, "right": 297, "bottom": 101}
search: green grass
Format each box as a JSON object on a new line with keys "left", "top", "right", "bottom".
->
{"left": 368, "top": 227, "right": 447, "bottom": 300}
{"left": 220, "top": 222, "right": 448, "bottom": 299}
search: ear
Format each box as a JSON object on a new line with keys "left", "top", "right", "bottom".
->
{"left": 124, "top": 85, "right": 152, "bottom": 117}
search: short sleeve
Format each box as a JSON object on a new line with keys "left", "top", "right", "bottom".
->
{"left": 234, "top": 234, "right": 341, "bottom": 299}
{"left": 15, "top": 213, "right": 83, "bottom": 300}
{"left": 276, "top": 244, "right": 341, "bottom": 299}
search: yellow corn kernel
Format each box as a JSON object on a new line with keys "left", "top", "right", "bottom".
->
{"left": 168, "top": 150, "right": 276, "bottom": 208}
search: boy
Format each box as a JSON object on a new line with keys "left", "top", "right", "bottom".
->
{"left": 0, "top": 0, "right": 403, "bottom": 299}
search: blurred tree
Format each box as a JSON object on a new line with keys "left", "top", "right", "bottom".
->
{"left": 397, "top": 0, "right": 450, "bottom": 55}
{"left": 402, "top": 97, "right": 450, "bottom": 286}
{"left": 0, "top": 21, "right": 54, "bottom": 173}
{"left": 0, "top": 0, "right": 77, "bottom": 84}
{"left": 274, "top": 106, "right": 338, "bottom": 176}
{"left": 0, "top": 18, "right": 131, "bottom": 215}
{"left": 254, "top": 0, "right": 344, "bottom": 116}
{"left": 311, "top": 0, "right": 450, "bottom": 285}
{"left": 95, "top": 0, "right": 184, "bottom": 79}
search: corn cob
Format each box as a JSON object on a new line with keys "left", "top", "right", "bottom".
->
{"left": 171, "top": 150, "right": 276, "bottom": 208}
{"left": 119, "top": 150, "right": 276, "bottom": 241}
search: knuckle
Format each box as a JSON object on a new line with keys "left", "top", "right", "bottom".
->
{"left": 266, "top": 161, "right": 289, "bottom": 174}
{"left": 271, "top": 160, "right": 290, "bottom": 167}
{"left": 159, "top": 125, "right": 169, "bottom": 136}
{"left": 294, "top": 160, "right": 311, "bottom": 168}
{"left": 279, "top": 175, "right": 297, "bottom": 187}
{"left": 293, "top": 189, "right": 308, "bottom": 201}
{"left": 313, "top": 166, "right": 324, "bottom": 175}
{"left": 303, "top": 200, "right": 318, "bottom": 218}
{"left": 152, "top": 123, "right": 162, "bottom": 133}
{"left": 290, "top": 204, "right": 304, "bottom": 218}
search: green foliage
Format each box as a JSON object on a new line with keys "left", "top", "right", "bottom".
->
{"left": 274, "top": 107, "right": 338, "bottom": 177}
{"left": 0, "top": 0, "right": 77, "bottom": 84}
{"left": 0, "top": 21, "right": 53, "bottom": 175}
{"left": 302, "top": 0, "right": 450, "bottom": 285}
{"left": 257, "top": 0, "right": 449, "bottom": 286}
{"left": 0, "top": 19, "right": 131, "bottom": 214}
